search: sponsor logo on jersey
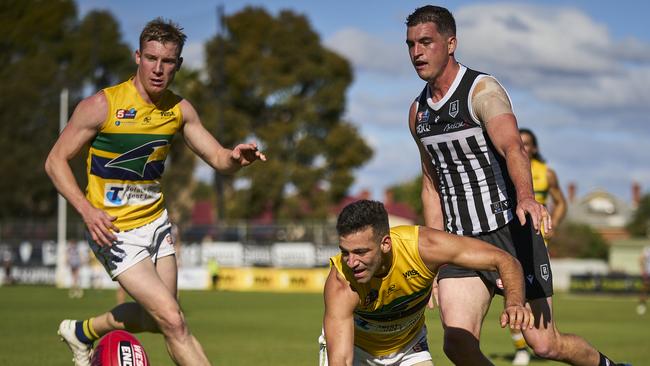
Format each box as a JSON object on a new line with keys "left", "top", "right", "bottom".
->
{"left": 416, "top": 122, "right": 431, "bottom": 134}
{"left": 142, "top": 116, "right": 152, "bottom": 125}
{"left": 402, "top": 269, "right": 420, "bottom": 279}
{"left": 442, "top": 120, "right": 470, "bottom": 132}
{"left": 354, "top": 312, "right": 421, "bottom": 334}
{"left": 116, "top": 108, "right": 137, "bottom": 119}
{"left": 416, "top": 110, "right": 429, "bottom": 123}
{"left": 490, "top": 199, "right": 511, "bottom": 214}
{"left": 449, "top": 100, "right": 459, "bottom": 118}
{"left": 160, "top": 110, "right": 175, "bottom": 117}
{"left": 104, "top": 183, "right": 161, "bottom": 207}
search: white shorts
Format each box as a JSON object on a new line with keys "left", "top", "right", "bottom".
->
{"left": 319, "top": 327, "right": 433, "bottom": 366}
{"left": 88, "top": 210, "right": 176, "bottom": 279}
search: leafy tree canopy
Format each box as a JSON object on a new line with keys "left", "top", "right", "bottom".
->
{"left": 204, "top": 7, "right": 372, "bottom": 219}
{"left": 0, "top": 0, "right": 132, "bottom": 218}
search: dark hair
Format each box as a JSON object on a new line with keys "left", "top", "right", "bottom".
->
{"left": 139, "top": 17, "right": 187, "bottom": 56}
{"left": 406, "top": 5, "right": 456, "bottom": 37}
{"left": 336, "top": 200, "right": 389, "bottom": 241}
{"left": 519, "top": 128, "right": 545, "bottom": 162}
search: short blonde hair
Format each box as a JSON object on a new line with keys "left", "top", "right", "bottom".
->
{"left": 139, "top": 17, "right": 187, "bottom": 57}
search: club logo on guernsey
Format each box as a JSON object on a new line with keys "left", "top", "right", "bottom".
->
{"left": 105, "top": 140, "right": 169, "bottom": 177}
{"left": 540, "top": 264, "right": 550, "bottom": 281}
{"left": 449, "top": 100, "right": 459, "bottom": 118}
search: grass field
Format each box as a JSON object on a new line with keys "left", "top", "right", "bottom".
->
{"left": 0, "top": 286, "right": 647, "bottom": 365}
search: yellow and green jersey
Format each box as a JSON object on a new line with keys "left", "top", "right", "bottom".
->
{"left": 86, "top": 78, "right": 183, "bottom": 230}
{"left": 330, "top": 225, "right": 436, "bottom": 356}
{"left": 531, "top": 158, "right": 549, "bottom": 206}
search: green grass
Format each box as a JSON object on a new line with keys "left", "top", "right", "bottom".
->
{"left": 0, "top": 286, "right": 647, "bottom": 365}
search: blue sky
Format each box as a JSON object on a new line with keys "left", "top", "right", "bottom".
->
{"left": 79, "top": 0, "right": 650, "bottom": 203}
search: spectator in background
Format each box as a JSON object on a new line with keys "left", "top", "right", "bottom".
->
{"left": 1, "top": 245, "right": 14, "bottom": 285}
{"left": 67, "top": 241, "right": 84, "bottom": 299}
{"left": 207, "top": 257, "right": 220, "bottom": 291}
{"left": 638, "top": 246, "right": 650, "bottom": 315}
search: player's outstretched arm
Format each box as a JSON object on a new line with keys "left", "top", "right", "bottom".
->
{"left": 180, "top": 99, "right": 266, "bottom": 174}
{"left": 45, "top": 92, "right": 119, "bottom": 246}
{"left": 323, "top": 267, "right": 358, "bottom": 366}
{"left": 417, "top": 226, "right": 534, "bottom": 330}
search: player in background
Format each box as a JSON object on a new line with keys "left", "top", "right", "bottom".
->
{"left": 67, "top": 241, "right": 84, "bottom": 299}
{"left": 509, "top": 128, "right": 567, "bottom": 365}
{"left": 638, "top": 246, "right": 650, "bottom": 315}
{"left": 519, "top": 128, "right": 566, "bottom": 241}
{"left": 321, "top": 200, "right": 533, "bottom": 366}
{"left": 45, "top": 18, "right": 265, "bottom": 366}
{"left": 407, "top": 5, "right": 629, "bottom": 366}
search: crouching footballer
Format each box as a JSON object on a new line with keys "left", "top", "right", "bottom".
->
{"left": 320, "top": 200, "right": 533, "bottom": 366}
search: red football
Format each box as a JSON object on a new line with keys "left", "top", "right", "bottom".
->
{"left": 91, "top": 330, "right": 149, "bottom": 366}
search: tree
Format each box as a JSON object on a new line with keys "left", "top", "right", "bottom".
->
{"left": 627, "top": 194, "right": 650, "bottom": 237}
{"left": 0, "top": 1, "right": 132, "bottom": 218}
{"left": 162, "top": 69, "right": 213, "bottom": 227}
{"left": 549, "top": 222, "right": 609, "bottom": 259}
{"left": 204, "top": 7, "right": 372, "bottom": 219}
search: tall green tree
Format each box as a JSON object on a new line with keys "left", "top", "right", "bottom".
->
{"left": 627, "top": 194, "right": 650, "bottom": 237}
{"left": 0, "top": 1, "right": 132, "bottom": 218}
{"left": 204, "top": 7, "right": 372, "bottom": 219}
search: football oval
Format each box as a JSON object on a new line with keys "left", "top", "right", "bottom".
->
{"left": 91, "top": 330, "right": 149, "bottom": 366}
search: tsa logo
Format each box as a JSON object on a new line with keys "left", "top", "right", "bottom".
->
{"left": 449, "top": 100, "right": 459, "bottom": 118}
{"left": 540, "top": 264, "right": 550, "bottom": 281}
{"left": 116, "top": 108, "right": 137, "bottom": 119}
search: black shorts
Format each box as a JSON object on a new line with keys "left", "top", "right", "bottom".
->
{"left": 438, "top": 218, "right": 553, "bottom": 300}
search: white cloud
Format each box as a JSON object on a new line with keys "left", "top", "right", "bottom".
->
{"left": 325, "top": 28, "right": 411, "bottom": 75}
{"left": 456, "top": 3, "right": 650, "bottom": 112}
{"left": 182, "top": 41, "right": 205, "bottom": 70}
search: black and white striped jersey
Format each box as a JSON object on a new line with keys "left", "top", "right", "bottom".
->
{"left": 414, "top": 65, "right": 515, "bottom": 235}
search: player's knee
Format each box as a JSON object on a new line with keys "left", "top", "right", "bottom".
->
{"left": 527, "top": 337, "right": 559, "bottom": 360}
{"left": 156, "top": 307, "right": 188, "bottom": 339}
